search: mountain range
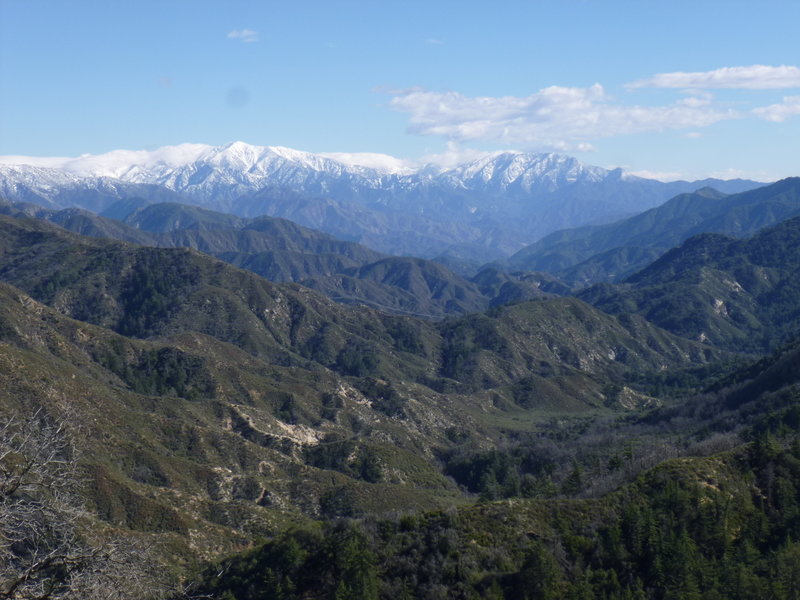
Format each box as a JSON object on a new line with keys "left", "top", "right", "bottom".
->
{"left": 0, "top": 212, "right": 727, "bottom": 552}
{"left": 0, "top": 141, "right": 764, "bottom": 263}
{"left": 5, "top": 178, "right": 800, "bottom": 324}
{"left": 3, "top": 203, "right": 800, "bottom": 598}
{"left": 4, "top": 142, "right": 800, "bottom": 599}
{"left": 0, "top": 199, "right": 539, "bottom": 318}
{"left": 0, "top": 154, "right": 800, "bottom": 600}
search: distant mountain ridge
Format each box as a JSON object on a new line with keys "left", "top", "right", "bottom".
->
{"left": 577, "top": 213, "right": 800, "bottom": 352}
{"left": 8, "top": 179, "right": 799, "bottom": 319}
{"left": 0, "top": 200, "right": 512, "bottom": 317}
{"left": 0, "top": 141, "right": 765, "bottom": 262}
{"left": 508, "top": 177, "right": 800, "bottom": 285}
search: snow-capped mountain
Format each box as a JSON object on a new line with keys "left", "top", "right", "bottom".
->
{"left": 0, "top": 141, "right": 765, "bottom": 261}
{"left": 437, "top": 152, "right": 612, "bottom": 190}
{"left": 0, "top": 141, "right": 631, "bottom": 204}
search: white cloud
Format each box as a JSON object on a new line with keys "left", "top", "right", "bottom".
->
{"left": 0, "top": 143, "right": 211, "bottom": 177}
{"left": 227, "top": 29, "right": 259, "bottom": 43}
{"left": 320, "top": 151, "right": 415, "bottom": 174}
{"left": 753, "top": 95, "right": 800, "bottom": 122}
{"left": 628, "top": 65, "right": 800, "bottom": 89}
{"left": 627, "top": 170, "right": 687, "bottom": 182}
{"left": 389, "top": 85, "right": 737, "bottom": 150}
{"left": 708, "top": 167, "right": 774, "bottom": 182}
{"left": 321, "top": 144, "right": 505, "bottom": 171}
{"left": 683, "top": 131, "right": 703, "bottom": 139}
{"left": 418, "top": 142, "right": 498, "bottom": 168}
{"left": 676, "top": 92, "right": 714, "bottom": 107}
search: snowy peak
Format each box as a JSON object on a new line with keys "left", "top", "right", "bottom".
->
{"left": 2, "top": 144, "right": 211, "bottom": 179}
{"left": 0, "top": 141, "right": 686, "bottom": 221}
{"left": 0, "top": 141, "right": 765, "bottom": 224}
{"left": 0, "top": 141, "right": 766, "bottom": 263}
{"left": 200, "top": 141, "right": 270, "bottom": 170}
{"left": 1, "top": 141, "right": 613, "bottom": 188}
{"left": 438, "top": 151, "right": 610, "bottom": 191}
{"left": 188, "top": 142, "right": 333, "bottom": 173}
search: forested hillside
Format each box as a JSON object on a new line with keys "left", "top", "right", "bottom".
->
{"left": 0, "top": 199, "right": 522, "bottom": 318}
{"left": 579, "top": 215, "right": 800, "bottom": 352}
{"left": 187, "top": 333, "right": 800, "bottom": 599}
{"left": 192, "top": 441, "right": 800, "bottom": 600}
{"left": 508, "top": 177, "right": 800, "bottom": 286}
{"left": 1, "top": 202, "right": 799, "bottom": 599}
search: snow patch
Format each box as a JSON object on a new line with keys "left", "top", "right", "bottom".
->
{"left": 320, "top": 151, "right": 414, "bottom": 174}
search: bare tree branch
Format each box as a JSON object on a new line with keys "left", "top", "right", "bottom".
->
{"left": 0, "top": 411, "right": 174, "bottom": 600}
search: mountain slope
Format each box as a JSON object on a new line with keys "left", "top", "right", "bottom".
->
{"left": 293, "top": 256, "right": 490, "bottom": 317}
{"left": 135, "top": 203, "right": 499, "bottom": 317}
{"left": 230, "top": 185, "right": 526, "bottom": 259}
{"left": 191, "top": 440, "right": 800, "bottom": 600}
{"left": 187, "top": 323, "right": 800, "bottom": 599}
{"left": 578, "top": 214, "right": 800, "bottom": 351}
{"left": 508, "top": 177, "right": 798, "bottom": 285}
{"left": 0, "top": 214, "right": 721, "bottom": 388}
{"left": 0, "top": 278, "right": 473, "bottom": 549}
{"left": 0, "top": 164, "right": 186, "bottom": 211}
{"left": 5, "top": 201, "right": 494, "bottom": 317}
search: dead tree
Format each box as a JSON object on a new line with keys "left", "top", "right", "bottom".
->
{"left": 0, "top": 411, "right": 170, "bottom": 599}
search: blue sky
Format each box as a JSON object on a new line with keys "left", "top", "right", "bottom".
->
{"left": 1, "top": 0, "right": 799, "bottom": 180}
